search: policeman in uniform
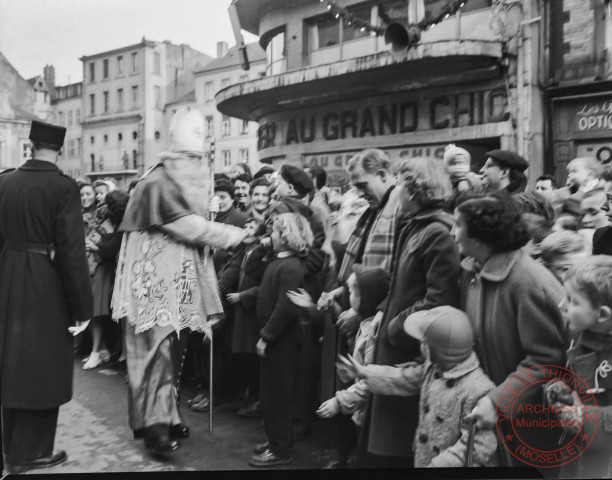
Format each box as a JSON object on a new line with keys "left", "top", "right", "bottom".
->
{"left": 0, "top": 120, "right": 93, "bottom": 473}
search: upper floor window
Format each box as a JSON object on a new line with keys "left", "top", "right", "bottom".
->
{"left": 222, "top": 150, "right": 231, "bottom": 168}
{"left": 58, "top": 111, "right": 64, "bottom": 126}
{"left": 89, "top": 94, "right": 95, "bottom": 115}
{"left": 117, "top": 55, "right": 124, "bottom": 76}
{"left": 132, "top": 86, "right": 139, "bottom": 107}
{"left": 67, "top": 110, "right": 73, "bottom": 127}
{"left": 204, "top": 82, "right": 214, "bottom": 103}
{"left": 88, "top": 62, "right": 95, "bottom": 83}
{"left": 307, "top": 5, "right": 371, "bottom": 52}
{"left": 240, "top": 119, "right": 249, "bottom": 135}
{"left": 221, "top": 78, "right": 230, "bottom": 89}
{"left": 264, "top": 28, "right": 286, "bottom": 75}
{"left": 117, "top": 88, "right": 124, "bottom": 111}
{"left": 103, "top": 58, "right": 109, "bottom": 79}
{"left": 76, "top": 109, "right": 81, "bottom": 124}
{"left": 205, "top": 116, "right": 214, "bottom": 138}
{"left": 239, "top": 74, "right": 249, "bottom": 83}
{"left": 239, "top": 148, "right": 249, "bottom": 163}
{"left": 154, "top": 52, "right": 161, "bottom": 75}
{"left": 103, "top": 91, "right": 109, "bottom": 113}
{"left": 131, "top": 52, "right": 139, "bottom": 73}
{"left": 222, "top": 115, "right": 231, "bottom": 136}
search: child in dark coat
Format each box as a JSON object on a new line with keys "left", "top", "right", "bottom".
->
{"left": 546, "top": 256, "right": 612, "bottom": 477}
{"left": 222, "top": 218, "right": 267, "bottom": 417}
{"left": 249, "top": 212, "right": 313, "bottom": 468}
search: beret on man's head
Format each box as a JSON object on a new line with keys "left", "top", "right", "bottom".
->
{"left": 485, "top": 150, "right": 528, "bottom": 172}
{"left": 279, "top": 164, "right": 314, "bottom": 197}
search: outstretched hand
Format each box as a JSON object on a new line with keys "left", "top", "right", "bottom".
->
{"left": 336, "top": 353, "right": 365, "bottom": 383}
{"left": 287, "top": 288, "right": 315, "bottom": 309}
{"left": 226, "top": 293, "right": 241, "bottom": 305}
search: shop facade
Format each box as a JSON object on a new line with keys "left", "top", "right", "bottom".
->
{"left": 219, "top": 0, "right": 547, "bottom": 189}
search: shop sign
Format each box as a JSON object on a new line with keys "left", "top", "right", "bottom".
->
{"left": 576, "top": 99, "right": 612, "bottom": 131}
{"left": 258, "top": 88, "right": 508, "bottom": 150}
{"left": 302, "top": 144, "right": 447, "bottom": 187}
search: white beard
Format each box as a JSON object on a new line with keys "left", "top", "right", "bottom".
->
{"left": 163, "top": 155, "right": 211, "bottom": 218}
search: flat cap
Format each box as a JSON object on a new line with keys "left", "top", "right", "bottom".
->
{"left": 485, "top": 149, "right": 528, "bottom": 172}
{"left": 279, "top": 164, "right": 314, "bottom": 197}
{"left": 29, "top": 120, "right": 66, "bottom": 149}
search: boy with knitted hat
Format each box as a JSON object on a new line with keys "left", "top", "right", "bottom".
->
{"left": 337, "top": 306, "right": 498, "bottom": 467}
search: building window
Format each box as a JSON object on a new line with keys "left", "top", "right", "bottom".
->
{"left": 221, "top": 78, "right": 230, "bottom": 89}
{"left": 58, "top": 111, "right": 64, "bottom": 126}
{"left": 239, "top": 149, "right": 249, "bottom": 163}
{"left": 103, "top": 91, "right": 109, "bottom": 113}
{"left": 205, "top": 116, "right": 214, "bottom": 137}
{"left": 154, "top": 131, "right": 161, "bottom": 140}
{"left": 131, "top": 52, "right": 139, "bottom": 73}
{"left": 77, "top": 138, "right": 81, "bottom": 157}
{"left": 117, "top": 88, "right": 124, "bottom": 111}
{"left": 132, "top": 131, "right": 138, "bottom": 140}
{"left": 103, "top": 58, "right": 109, "bottom": 79}
{"left": 222, "top": 150, "right": 231, "bottom": 168}
{"left": 154, "top": 86, "right": 161, "bottom": 108}
{"left": 239, "top": 74, "right": 248, "bottom": 83}
{"left": 240, "top": 119, "right": 249, "bottom": 135}
{"left": 204, "top": 82, "right": 214, "bottom": 103}
{"left": 22, "top": 141, "right": 32, "bottom": 161}
{"left": 90, "top": 154, "right": 95, "bottom": 172}
{"left": 103, "top": 134, "right": 108, "bottom": 143}
{"left": 89, "top": 62, "right": 95, "bottom": 83}
{"left": 68, "top": 139, "right": 75, "bottom": 158}
{"left": 222, "top": 115, "right": 231, "bottom": 136}
{"left": 132, "top": 149, "right": 138, "bottom": 168}
{"left": 265, "top": 29, "right": 286, "bottom": 75}
{"left": 76, "top": 109, "right": 81, "bottom": 124}
{"left": 89, "top": 94, "right": 95, "bottom": 115}
{"left": 118, "top": 132, "right": 123, "bottom": 142}
{"left": 90, "top": 136, "right": 94, "bottom": 144}
{"left": 132, "top": 86, "right": 138, "bottom": 107}
{"left": 307, "top": 6, "right": 371, "bottom": 52}
{"left": 117, "top": 55, "right": 124, "bottom": 76}
{"left": 154, "top": 52, "right": 161, "bottom": 75}
{"left": 67, "top": 110, "right": 73, "bottom": 127}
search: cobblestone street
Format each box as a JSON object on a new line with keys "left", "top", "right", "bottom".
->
{"left": 24, "top": 360, "right": 334, "bottom": 474}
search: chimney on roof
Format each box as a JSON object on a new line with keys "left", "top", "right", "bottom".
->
{"left": 44, "top": 65, "right": 55, "bottom": 87}
{"left": 217, "top": 41, "right": 229, "bottom": 58}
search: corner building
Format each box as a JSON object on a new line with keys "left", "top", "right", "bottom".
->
{"left": 217, "top": 0, "right": 546, "bottom": 189}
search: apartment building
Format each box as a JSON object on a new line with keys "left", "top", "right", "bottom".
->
{"left": 80, "top": 38, "right": 212, "bottom": 189}
{"left": 164, "top": 42, "right": 265, "bottom": 175}
{"left": 51, "top": 82, "right": 83, "bottom": 178}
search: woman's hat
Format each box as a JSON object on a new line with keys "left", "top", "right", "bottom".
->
{"left": 443, "top": 144, "right": 471, "bottom": 165}
{"left": 168, "top": 108, "right": 205, "bottom": 155}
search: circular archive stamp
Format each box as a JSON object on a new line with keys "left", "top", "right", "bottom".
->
{"left": 495, "top": 365, "right": 598, "bottom": 469}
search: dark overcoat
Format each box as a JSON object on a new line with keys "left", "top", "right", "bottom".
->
{"left": 0, "top": 159, "right": 93, "bottom": 409}
{"left": 366, "top": 208, "right": 461, "bottom": 459}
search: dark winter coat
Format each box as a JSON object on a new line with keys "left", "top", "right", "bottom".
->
{"left": 0, "top": 160, "right": 93, "bottom": 409}
{"left": 366, "top": 207, "right": 461, "bottom": 458}
{"left": 218, "top": 243, "right": 262, "bottom": 354}
{"left": 459, "top": 249, "right": 566, "bottom": 464}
